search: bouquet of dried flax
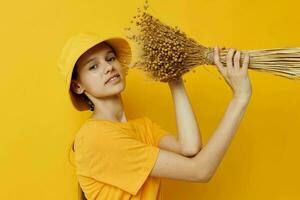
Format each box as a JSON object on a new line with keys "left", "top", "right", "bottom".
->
{"left": 124, "top": 1, "right": 300, "bottom": 82}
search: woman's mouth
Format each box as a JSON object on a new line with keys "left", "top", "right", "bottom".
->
{"left": 105, "top": 74, "right": 121, "bottom": 85}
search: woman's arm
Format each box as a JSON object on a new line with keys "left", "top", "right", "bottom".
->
{"left": 149, "top": 48, "right": 252, "bottom": 182}
{"left": 167, "top": 77, "right": 202, "bottom": 156}
{"left": 193, "top": 48, "right": 252, "bottom": 180}
{"left": 193, "top": 95, "right": 250, "bottom": 180}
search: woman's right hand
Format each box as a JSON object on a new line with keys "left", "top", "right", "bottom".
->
{"left": 213, "top": 47, "right": 252, "bottom": 102}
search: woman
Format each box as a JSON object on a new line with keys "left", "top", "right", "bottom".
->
{"left": 58, "top": 32, "right": 251, "bottom": 200}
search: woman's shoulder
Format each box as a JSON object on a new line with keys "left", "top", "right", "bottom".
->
{"left": 75, "top": 116, "right": 150, "bottom": 140}
{"left": 73, "top": 120, "right": 121, "bottom": 152}
{"left": 79, "top": 119, "right": 121, "bottom": 135}
{"left": 74, "top": 120, "right": 117, "bottom": 141}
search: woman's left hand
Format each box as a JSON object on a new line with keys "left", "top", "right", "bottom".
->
{"left": 214, "top": 47, "right": 252, "bottom": 102}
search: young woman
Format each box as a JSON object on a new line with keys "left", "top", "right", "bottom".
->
{"left": 58, "top": 32, "right": 251, "bottom": 200}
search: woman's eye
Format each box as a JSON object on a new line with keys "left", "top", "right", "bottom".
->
{"left": 89, "top": 64, "right": 97, "bottom": 70}
{"left": 107, "top": 56, "right": 115, "bottom": 62}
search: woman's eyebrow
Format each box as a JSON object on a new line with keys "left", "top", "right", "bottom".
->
{"left": 83, "top": 50, "right": 115, "bottom": 67}
{"left": 106, "top": 50, "right": 115, "bottom": 55}
{"left": 84, "top": 57, "right": 96, "bottom": 67}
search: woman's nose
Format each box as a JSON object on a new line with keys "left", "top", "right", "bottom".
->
{"left": 103, "top": 62, "right": 113, "bottom": 74}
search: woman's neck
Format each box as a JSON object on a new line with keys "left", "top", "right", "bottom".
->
{"left": 89, "top": 94, "right": 127, "bottom": 122}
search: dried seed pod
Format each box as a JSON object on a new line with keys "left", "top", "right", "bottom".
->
{"left": 125, "top": 0, "right": 300, "bottom": 82}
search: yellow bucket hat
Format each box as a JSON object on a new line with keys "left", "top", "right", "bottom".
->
{"left": 57, "top": 32, "right": 132, "bottom": 111}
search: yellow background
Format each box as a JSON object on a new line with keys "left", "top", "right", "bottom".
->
{"left": 1, "top": 0, "right": 300, "bottom": 199}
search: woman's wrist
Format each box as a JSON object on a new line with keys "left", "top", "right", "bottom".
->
{"left": 231, "top": 93, "right": 251, "bottom": 106}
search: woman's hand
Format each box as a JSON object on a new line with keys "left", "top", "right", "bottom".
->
{"left": 214, "top": 47, "right": 252, "bottom": 102}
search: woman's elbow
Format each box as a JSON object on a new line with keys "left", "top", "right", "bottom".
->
{"left": 190, "top": 159, "right": 213, "bottom": 183}
{"left": 195, "top": 171, "right": 213, "bottom": 183}
{"left": 189, "top": 170, "right": 212, "bottom": 183}
{"left": 182, "top": 146, "right": 202, "bottom": 157}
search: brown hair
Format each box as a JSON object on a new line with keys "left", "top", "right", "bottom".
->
{"left": 71, "top": 63, "right": 95, "bottom": 111}
{"left": 69, "top": 41, "right": 117, "bottom": 200}
{"left": 70, "top": 62, "right": 90, "bottom": 200}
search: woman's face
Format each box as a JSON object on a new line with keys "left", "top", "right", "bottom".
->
{"left": 71, "top": 42, "right": 127, "bottom": 99}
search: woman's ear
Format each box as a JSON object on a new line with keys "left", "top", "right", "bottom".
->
{"left": 70, "top": 80, "right": 84, "bottom": 94}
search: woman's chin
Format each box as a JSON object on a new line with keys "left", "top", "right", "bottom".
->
{"left": 107, "top": 82, "right": 125, "bottom": 94}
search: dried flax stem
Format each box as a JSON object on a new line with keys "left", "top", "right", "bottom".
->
{"left": 217, "top": 48, "right": 300, "bottom": 79}
{"left": 125, "top": 1, "right": 300, "bottom": 82}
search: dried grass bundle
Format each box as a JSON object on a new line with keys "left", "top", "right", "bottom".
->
{"left": 124, "top": 1, "right": 300, "bottom": 82}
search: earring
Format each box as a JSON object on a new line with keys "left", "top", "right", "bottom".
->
{"left": 88, "top": 100, "right": 95, "bottom": 111}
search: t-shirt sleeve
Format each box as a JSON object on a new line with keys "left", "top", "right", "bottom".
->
{"left": 82, "top": 122, "right": 160, "bottom": 195}
{"left": 144, "top": 117, "right": 174, "bottom": 146}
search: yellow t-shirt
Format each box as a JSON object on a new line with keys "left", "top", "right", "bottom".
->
{"left": 74, "top": 116, "right": 172, "bottom": 200}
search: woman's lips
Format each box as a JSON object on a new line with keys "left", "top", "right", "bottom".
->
{"left": 105, "top": 74, "right": 121, "bottom": 85}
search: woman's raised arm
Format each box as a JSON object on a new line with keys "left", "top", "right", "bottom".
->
{"left": 149, "top": 47, "right": 252, "bottom": 182}
{"left": 167, "top": 77, "right": 202, "bottom": 156}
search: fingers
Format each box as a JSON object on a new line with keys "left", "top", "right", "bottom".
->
{"left": 226, "top": 48, "right": 235, "bottom": 69}
{"left": 214, "top": 47, "right": 225, "bottom": 74}
{"left": 214, "top": 47, "right": 249, "bottom": 78}
{"left": 234, "top": 50, "right": 241, "bottom": 70}
{"left": 242, "top": 53, "right": 250, "bottom": 72}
